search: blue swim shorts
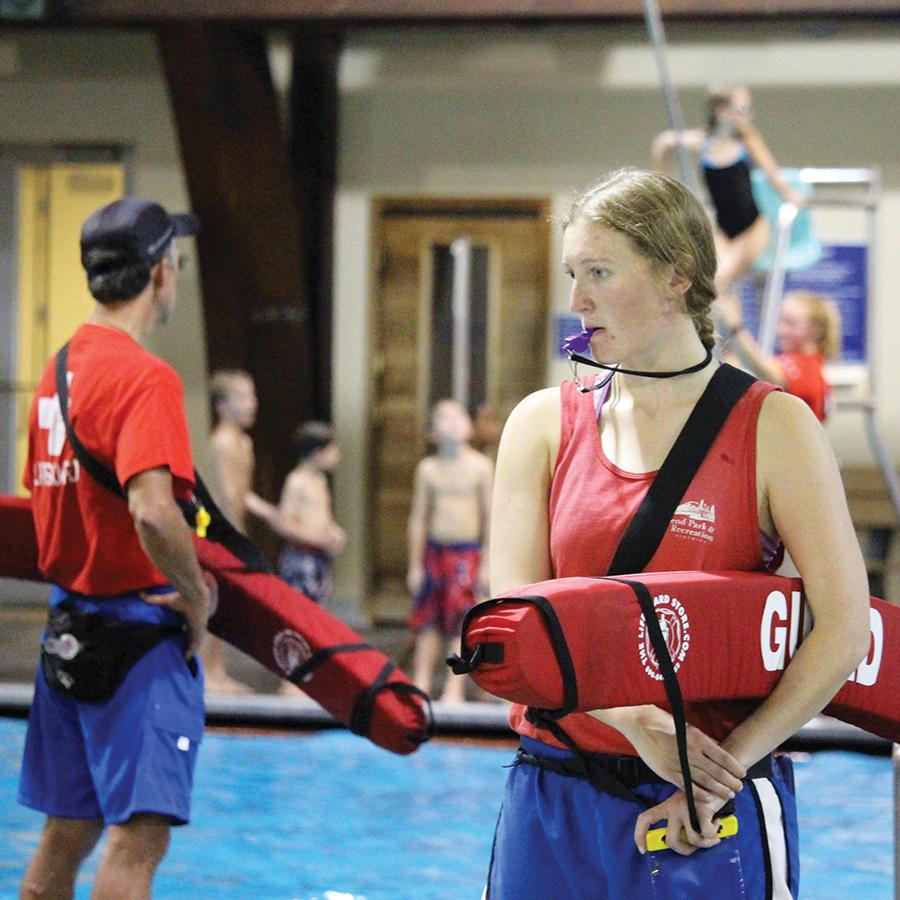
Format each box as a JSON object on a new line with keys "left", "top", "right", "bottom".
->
{"left": 485, "top": 736, "right": 799, "bottom": 900}
{"left": 278, "top": 545, "right": 333, "bottom": 605}
{"left": 18, "top": 604, "right": 205, "bottom": 826}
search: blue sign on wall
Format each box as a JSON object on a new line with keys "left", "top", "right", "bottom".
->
{"left": 782, "top": 244, "right": 868, "bottom": 364}
{"left": 742, "top": 243, "right": 868, "bottom": 364}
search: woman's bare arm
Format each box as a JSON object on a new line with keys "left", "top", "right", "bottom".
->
{"left": 635, "top": 392, "right": 870, "bottom": 854}
{"left": 489, "top": 388, "right": 559, "bottom": 594}
{"left": 725, "top": 391, "right": 870, "bottom": 764}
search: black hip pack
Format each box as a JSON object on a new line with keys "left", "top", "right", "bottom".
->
{"left": 41, "top": 599, "right": 184, "bottom": 704}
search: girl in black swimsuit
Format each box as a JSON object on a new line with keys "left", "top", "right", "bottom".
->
{"left": 652, "top": 85, "right": 805, "bottom": 302}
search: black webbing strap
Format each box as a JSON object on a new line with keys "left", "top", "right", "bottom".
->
{"left": 603, "top": 576, "right": 700, "bottom": 832}
{"left": 348, "top": 660, "right": 435, "bottom": 745}
{"left": 523, "top": 709, "right": 656, "bottom": 810}
{"left": 515, "top": 746, "right": 671, "bottom": 788}
{"left": 523, "top": 592, "right": 699, "bottom": 825}
{"left": 55, "top": 343, "right": 126, "bottom": 499}
{"left": 288, "top": 642, "right": 370, "bottom": 684}
{"left": 601, "top": 365, "right": 756, "bottom": 830}
{"left": 287, "top": 645, "right": 433, "bottom": 745}
{"left": 182, "top": 473, "right": 271, "bottom": 573}
{"left": 448, "top": 593, "right": 580, "bottom": 719}
{"left": 523, "top": 364, "right": 758, "bottom": 827}
{"left": 515, "top": 739, "right": 771, "bottom": 822}
{"left": 607, "top": 364, "right": 757, "bottom": 576}
{"left": 54, "top": 343, "right": 270, "bottom": 573}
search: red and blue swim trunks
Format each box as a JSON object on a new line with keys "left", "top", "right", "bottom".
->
{"left": 409, "top": 540, "right": 482, "bottom": 636}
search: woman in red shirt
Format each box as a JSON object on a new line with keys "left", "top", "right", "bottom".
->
{"left": 720, "top": 288, "right": 841, "bottom": 421}
{"left": 484, "top": 169, "right": 869, "bottom": 900}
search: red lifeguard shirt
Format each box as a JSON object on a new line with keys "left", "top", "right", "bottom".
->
{"left": 776, "top": 351, "right": 830, "bottom": 422}
{"left": 510, "top": 370, "right": 782, "bottom": 754}
{"left": 25, "top": 323, "right": 195, "bottom": 596}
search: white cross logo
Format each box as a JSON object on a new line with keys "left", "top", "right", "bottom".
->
{"left": 37, "top": 371, "right": 72, "bottom": 457}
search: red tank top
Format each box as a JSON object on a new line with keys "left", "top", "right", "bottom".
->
{"left": 510, "top": 370, "right": 782, "bottom": 754}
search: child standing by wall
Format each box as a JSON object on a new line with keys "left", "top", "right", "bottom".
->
{"left": 246, "top": 421, "right": 346, "bottom": 606}
{"left": 204, "top": 368, "right": 260, "bottom": 694}
{"left": 406, "top": 399, "right": 494, "bottom": 703}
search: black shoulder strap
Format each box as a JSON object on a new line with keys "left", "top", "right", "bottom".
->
{"left": 55, "top": 342, "right": 126, "bottom": 498}
{"left": 607, "top": 364, "right": 757, "bottom": 577}
{"left": 54, "top": 343, "right": 270, "bottom": 572}
{"left": 604, "top": 576, "right": 701, "bottom": 831}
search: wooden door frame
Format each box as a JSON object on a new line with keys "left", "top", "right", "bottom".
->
{"left": 367, "top": 196, "right": 551, "bottom": 620}
{"left": 374, "top": 195, "right": 552, "bottom": 420}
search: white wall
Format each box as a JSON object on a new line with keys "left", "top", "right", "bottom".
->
{"left": 3, "top": 20, "right": 900, "bottom": 616}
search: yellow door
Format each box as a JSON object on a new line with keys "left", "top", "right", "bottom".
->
{"left": 13, "top": 162, "right": 124, "bottom": 494}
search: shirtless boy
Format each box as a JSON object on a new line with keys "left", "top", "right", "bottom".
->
{"left": 203, "top": 369, "right": 260, "bottom": 694}
{"left": 406, "top": 399, "right": 494, "bottom": 702}
{"left": 246, "top": 421, "right": 346, "bottom": 605}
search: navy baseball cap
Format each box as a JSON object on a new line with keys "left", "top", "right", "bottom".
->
{"left": 80, "top": 196, "right": 200, "bottom": 274}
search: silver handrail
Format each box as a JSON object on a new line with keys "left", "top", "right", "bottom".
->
{"left": 450, "top": 236, "right": 473, "bottom": 409}
{"left": 641, "top": 0, "right": 697, "bottom": 193}
{"left": 757, "top": 202, "right": 798, "bottom": 358}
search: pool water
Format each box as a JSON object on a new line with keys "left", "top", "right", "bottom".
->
{"left": 791, "top": 750, "right": 893, "bottom": 900}
{"left": 0, "top": 718, "right": 892, "bottom": 900}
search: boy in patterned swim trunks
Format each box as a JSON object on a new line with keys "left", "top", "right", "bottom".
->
{"left": 406, "top": 399, "right": 494, "bottom": 702}
{"left": 246, "top": 421, "right": 346, "bottom": 605}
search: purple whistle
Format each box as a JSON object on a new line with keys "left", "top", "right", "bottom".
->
{"left": 561, "top": 327, "right": 597, "bottom": 356}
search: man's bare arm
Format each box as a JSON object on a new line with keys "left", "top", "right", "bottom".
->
{"left": 128, "top": 467, "right": 211, "bottom": 657}
{"left": 246, "top": 469, "right": 345, "bottom": 554}
{"left": 406, "top": 461, "right": 432, "bottom": 595}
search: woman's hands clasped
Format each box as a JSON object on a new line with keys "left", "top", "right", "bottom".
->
{"left": 634, "top": 789, "right": 730, "bottom": 857}
{"left": 589, "top": 705, "right": 746, "bottom": 856}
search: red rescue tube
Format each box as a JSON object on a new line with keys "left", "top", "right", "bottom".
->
{"left": 455, "top": 571, "right": 900, "bottom": 744}
{"left": 192, "top": 536, "right": 431, "bottom": 755}
{"left": 0, "top": 495, "right": 43, "bottom": 582}
{"left": 0, "top": 493, "right": 431, "bottom": 756}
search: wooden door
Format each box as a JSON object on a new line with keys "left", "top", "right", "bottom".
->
{"left": 368, "top": 199, "right": 550, "bottom": 622}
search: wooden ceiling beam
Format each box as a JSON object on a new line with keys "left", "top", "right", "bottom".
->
{"left": 61, "top": 0, "right": 900, "bottom": 25}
